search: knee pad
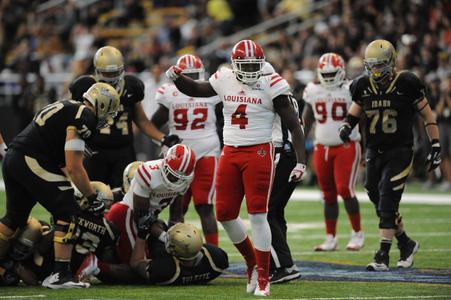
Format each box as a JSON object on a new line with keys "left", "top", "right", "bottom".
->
{"left": 379, "top": 211, "right": 396, "bottom": 229}
{"left": 53, "top": 219, "right": 77, "bottom": 244}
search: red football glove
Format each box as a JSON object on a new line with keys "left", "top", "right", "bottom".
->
{"left": 166, "top": 65, "right": 183, "bottom": 81}
{"left": 289, "top": 163, "right": 307, "bottom": 182}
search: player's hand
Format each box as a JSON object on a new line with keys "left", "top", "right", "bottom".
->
{"left": 339, "top": 123, "right": 352, "bottom": 143}
{"left": 426, "top": 139, "right": 441, "bottom": 172}
{"left": 161, "top": 134, "right": 182, "bottom": 147}
{"left": 166, "top": 66, "right": 183, "bottom": 81}
{"left": 289, "top": 163, "right": 307, "bottom": 182}
{"left": 86, "top": 193, "right": 106, "bottom": 216}
{"left": 137, "top": 213, "right": 157, "bottom": 239}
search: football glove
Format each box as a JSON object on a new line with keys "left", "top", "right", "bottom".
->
{"left": 161, "top": 134, "right": 182, "bottom": 147}
{"left": 137, "top": 213, "right": 157, "bottom": 239}
{"left": 339, "top": 123, "right": 352, "bottom": 143}
{"left": 289, "top": 163, "right": 307, "bottom": 182}
{"left": 0, "top": 143, "right": 6, "bottom": 159}
{"left": 86, "top": 192, "right": 106, "bottom": 215}
{"left": 426, "top": 139, "right": 441, "bottom": 172}
{"left": 166, "top": 65, "right": 183, "bottom": 81}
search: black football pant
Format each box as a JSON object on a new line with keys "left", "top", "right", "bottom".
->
{"left": 268, "top": 146, "right": 297, "bottom": 271}
{"left": 84, "top": 145, "right": 136, "bottom": 189}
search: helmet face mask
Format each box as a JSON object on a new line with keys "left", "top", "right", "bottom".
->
{"left": 317, "top": 53, "right": 346, "bottom": 88}
{"left": 176, "top": 54, "right": 205, "bottom": 81}
{"left": 166, "top": 223, "right": 203, "bottom": 260}
{"left": 82, "top": 82, "right": 120, "bottom": 130}
{"left": 161, "top": 145, "right": 196, "bottom": 191}
{"left": 231, "top": 40, "right": 265, "bottom": 85}
{"left": 94, "top": 46, "right": 125, "bottom": 93}
{"left": 364, "top": 39, "right": 397, "bottom": 85}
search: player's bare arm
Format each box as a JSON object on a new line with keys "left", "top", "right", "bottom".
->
{"left": 169, "top": 195, "right": 184, "bottom": 226}
{"left": 65, "top": 128, "right": 95, "bottom": 197}
{"left": 273, "top": 95, "right": 306, "bottom": 165}
{"left": 150, "top": 105, "right": 170, "bottom": 129}
{"left": 129, "top": 235, "right": 149, "bottom": 278}
{"left": 302, "top": 103, "right": 315, "bottom": 137}
{"left": 133, "top": 102, "right": 165, "bottom": 141}
{"left": 169, "top": 71, "right": 217, "bottom": 98}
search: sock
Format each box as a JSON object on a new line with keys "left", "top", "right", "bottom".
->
{"left": 396, "top": 231, "right": 410, "bottom": 245}
{"left": 348, "top": 213, "right": 361, "bottom": 232}
{"left": 255, "top": 249, "right": 270, "bottom": 288}
{"left": 234, "top": 236, "right": 256, "bottom": 271}
{"left": 325, "top": 219, "right": 337, "bottom": 236}
{"left": 54, "top": 260, "right": 71, "bottom": 274}
{"left": 97, "top": 260, "right": 112, "bottom": 274}
{"left": 380, "top": 239, "right": 392, "bottom": 254}
{"left": 204, "top": 233, "right": 219, "bottom": 246}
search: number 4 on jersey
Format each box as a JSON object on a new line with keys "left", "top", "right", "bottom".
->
{"left": 231, "top": 104, "right": 248, "bottom": 129}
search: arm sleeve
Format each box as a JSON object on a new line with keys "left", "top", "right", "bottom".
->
{"left": 132, "top": 164, "right": 152, "bottom": 198}
{"left": 72, "top": 106, "right": 97, "bottom": 140}
{"left": 125, "top": 75, "right": 145, "bottom": 103}
{"left": 269, "top": 73, "right": 291, "bottom": 99}
{"left": 208, "top": 68, "right": 223, "bottom": 95}
{"left": 403, "top": 72, "right": 426, "bottom": 105}
{"left": 349, "top": 79, "right": 363, "bottom": 106}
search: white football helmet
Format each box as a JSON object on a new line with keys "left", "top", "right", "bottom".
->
{"left": 161, "top": 144, "right": 196, "bottom": 191}
{"left": 317, "top": 53, "right": 346, "bottom": 88}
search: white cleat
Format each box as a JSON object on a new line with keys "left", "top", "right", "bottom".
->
{"left": 246, "top": 266, "right": 258, "bottom": 293}
{"left": 254, "top": 281, "right": 270, "bottom": 297}
{"left": 346, "top": 231, "right": 365, "bottom": 251}
{"left": 42, "top": 272, "right": 90, "bottom": 289}
{"left": 314, "top": 234, "right": 337, "bottom": 251}
{"left": 397, "top": 240, "right": 420, "bottom": 268}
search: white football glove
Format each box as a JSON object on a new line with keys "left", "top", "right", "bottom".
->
{"left": 289, "top": 163, "right": 307, "bottom": 182}
{"left": 165, "top": 65, "right": 183, "bottom": 81}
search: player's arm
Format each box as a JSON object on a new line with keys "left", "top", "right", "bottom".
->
{"left": 416, "top": 97, "right": 441, "bottom": 171}
{"left": 150, "top": 105, "right": 170, "bottom": 129}
{"left": 129, "top": 235, "right": 150, "bottom": 279}
{"left": 166, "top": 67, "right": 217, "bottom": 97}
{"left": 274, "top": 94, "right": 307, "bottom": 182}
{"left": 302, "top": 103, "right": 315, "bottom": 137}
{"left": 215, "top": 102, "right": 224, "bottom": 148}
{"left": 133, "top": 102, "right": 165, "bottom": 141}
{"left": 339, "top": 102, "right": 363, "bottom": 142}
{"left": 168, "top": 196, "right": 184, "bottom": 227}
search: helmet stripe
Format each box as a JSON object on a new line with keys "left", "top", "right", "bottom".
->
{"left": 244, "top": 40, "right": 249, "bottom": 58}
{"left": 180, "top": 145, "right": 192, "bottom": 173}
{"left": 178, "top": 145, "right": 189, "bottom": 173}
{"left": 187, "top": 55, "right": 192, "bottom": 68}
{"left": 250, "top": 41, "right": 256, "bottom": 57}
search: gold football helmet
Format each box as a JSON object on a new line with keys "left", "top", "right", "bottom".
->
{"left": 122, "top": 161, "right": 143, "bottom": 193}
{"left": 75, "top": 181, "right": 114, "bottom": 210}
{"left": 10, "top": 218, "right": 43, "bottom": 261}
{"left": 364, "top": 39, "right": 397, "bottom": 84}
{"left": 83, "top": 82, "right": 120, "bottom": 129}
{"left": 94, "top": 46, "right": 125, "bottom": 94}
{"left": 166, "top": 223, "right": 203, "bottom": 260}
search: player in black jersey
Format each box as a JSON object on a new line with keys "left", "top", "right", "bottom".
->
{"left": 130, "top": 222, "right": 228, "bottom": 285}
{"left": 0, "top": 82, "right": 120, "bottom": 288}
{"left": 69, "top": 46, "right": 181, "bottom": 189}
{"left": 339, "top": 40, "right": 442, "bottom": 271}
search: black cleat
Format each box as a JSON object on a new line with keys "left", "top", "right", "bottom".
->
{"left": 397, "top": 240, "right": 419, "bottom": 268}
{"left": 366, "top": 250, "right": 389, "bottom": 271}
{"left": 270, "top": 267, "right": 301, "bottom": 284}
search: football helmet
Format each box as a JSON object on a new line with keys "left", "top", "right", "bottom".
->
{"left": 10, "top": 218, "right": 42, "bottom": 261}
{"left": 166, "top": 223, "right": 203, "bottom": 260}
{"left": 231, "top": 40, "right": 265, "bottom": 85}
{"left": 94, "top": 46, "right": 125, "bottom": 94}
{"left": 364, "top": 39, "right": 397, "bottom": 84}
{"left": 317, "top": 53, "right": 346, "bottom": 88}
{"left": 176, "top": 54, "right": 205, "bottom": 80}
{"left": 83, "top": 82, "right": 120, "bottom": 129}
{"left": 161, "top": 144, "right": 196, "bottom": 191}
{"left": 123, "top": 161, "right": 143, "bottom": 193}
{"left": 74, "top": 181, "right": 114, "bottom": 210}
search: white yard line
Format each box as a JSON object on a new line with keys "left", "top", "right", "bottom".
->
{"left": 268, "top": 296, "right": 451, "bottom": 300}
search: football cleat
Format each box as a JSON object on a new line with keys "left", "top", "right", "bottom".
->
{"left": 366, "top": 250, "right": 389, "bottom": 271}
{"left": 346, "top": 231, "right": 365, "bottom": 251}
{"left": 246, "top": 266, "right": 258, "bottom": 293}
{"left": 254, "top": 280, "right": 270, "bottom": 297}
{"left": 76, "top": 253, "right": 100, "bottom": 282}
{"left": 42, "top": 271, "right": 90, "bottom": 289}
{"left": 314, "top": 234, "right": 337, "bottom": 251}
{"left": 397, "top": 240, "right": 419, "bottom": 268}
{"left": 270, "top": 267, "right": 301, "bottom": 284}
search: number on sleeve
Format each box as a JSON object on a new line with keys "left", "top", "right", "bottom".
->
{"left": 231, "top": 104, "right": 248, "bottom": 129}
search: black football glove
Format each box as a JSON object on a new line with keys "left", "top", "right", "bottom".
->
{"left": 426, "top": 139, "right": 441, "bottom": 172}
{"left": 339, "top": 123, "right": 352, "bottom": 143}
{"left": 86, "top": 192, "right": 106, "bottom": 215}
{"left": 137, "top": 213, "right": 157, "bottom": 239}
{"left": 160, "top": 135, "right": 182, "bottom": 147}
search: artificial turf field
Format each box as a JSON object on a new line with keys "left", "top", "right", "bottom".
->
{"left": 1, "top": 184, "right": 450, "bottom": 299}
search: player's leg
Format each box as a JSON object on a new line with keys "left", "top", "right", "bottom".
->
{"left": 267, "top": 147, "right": 299, "bottom": 283}
{"left": 334, "top": 141, "right": 364, "bottom": 251}
{"left": 191, "top": 156, "right": 219, "bottom": 246}
{"left": 216, "top": 146, "right": 256, "bottom": 292}
{"left": 313, "top": 144, "right": 338, "bottom": 251}
{"left": 243, "top": 143, "right": 275, "bottom": 296}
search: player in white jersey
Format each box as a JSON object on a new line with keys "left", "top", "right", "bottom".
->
{"left": 151, "top": 54, "right": 221, "bottom": 246}
{"left": 105, "top": 144, "right": 196, "bottom": 264}
{"left": 166, "top": 39, "right": 307, "bottom": 297}
{"left": 302, "top": 53, "right": 364, "bottom": 252}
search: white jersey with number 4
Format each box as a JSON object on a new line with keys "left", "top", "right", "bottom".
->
{"left": 303, "top": 81, "right": 360, "bottom": 146}
{"left": 209, "top": 66, "right": 290, "bottom": 146}
{"left": 121, "top": 160, "right": 191, "bottom": 216}
{"left": 156, "top": 83, "right": 221, "bottom": 159}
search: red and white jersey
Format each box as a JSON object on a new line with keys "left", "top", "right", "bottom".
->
{"left": 156, "top": 83, "right": 221, "bottom": 159}
{"left": 209, "top": 66, "right": 290, "bottom": 146}
{"left": 303, "top": 81, "right": 360, "bottom": 146}
{"left": 121, "top": 159, "right": 192, "bottom": 215}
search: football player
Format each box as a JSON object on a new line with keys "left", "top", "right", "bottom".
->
{"left": 130, "top": 222, "right": 228, "bottom": 285}
{"left": 69, "top": 46, "right": 181, "bottom": 189}
{"left": 166, "top": 40, "right": 307, "bottom": 296}
{"left": 151, "top": 54, "right": 221, "bottom": 246}
{"left": 0, "top": 82, "right": 120, "bottom": 288}
{"left": 303, "top": 53, "right": 364, "bottom": 252}
{"left": 339, "top": 40, "right": 441, "bottom": 271}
